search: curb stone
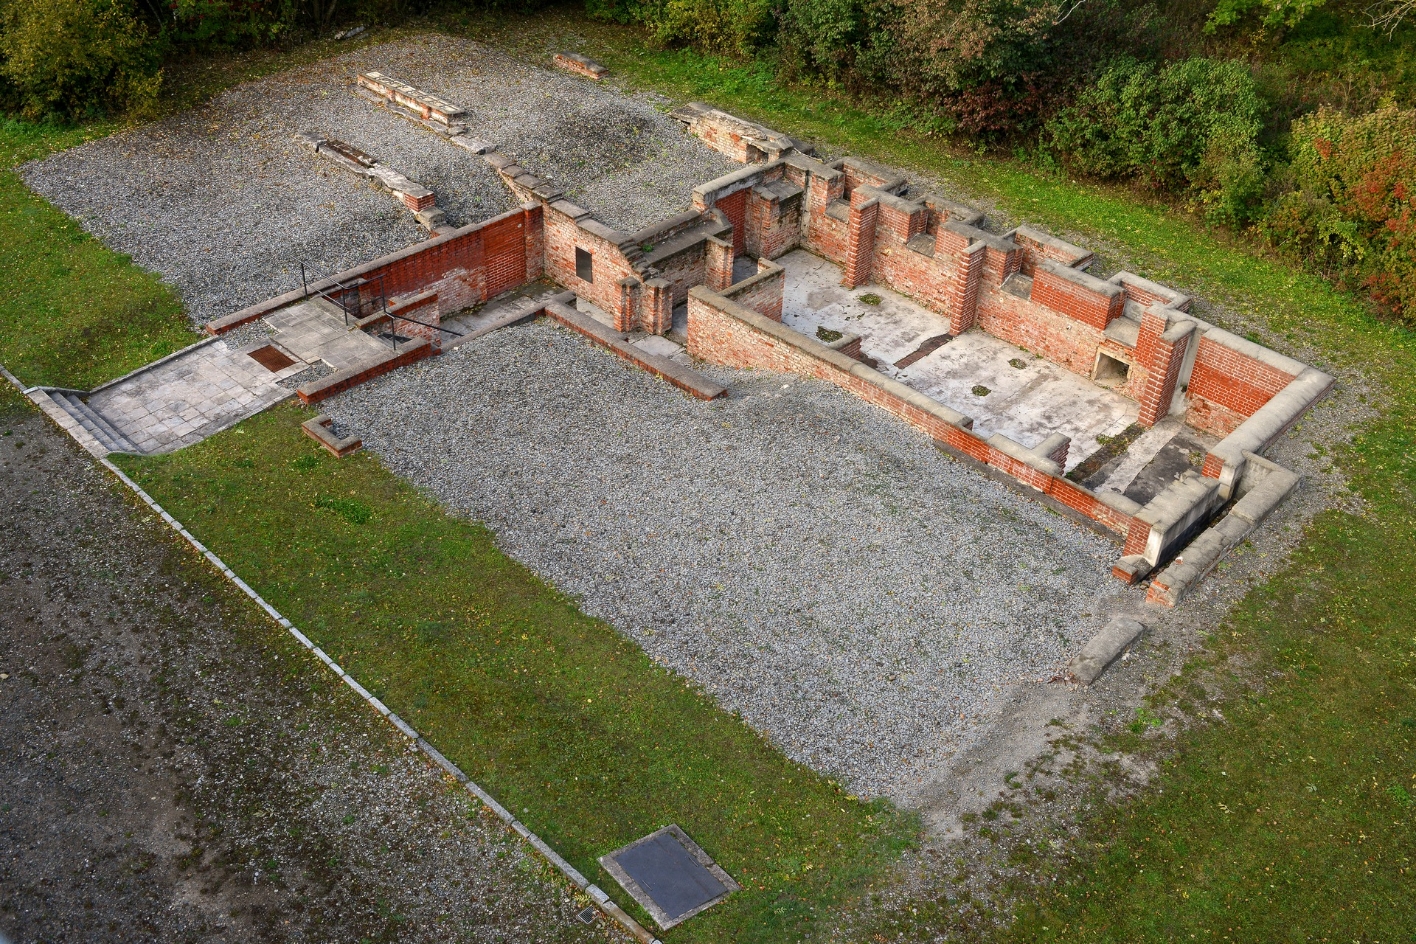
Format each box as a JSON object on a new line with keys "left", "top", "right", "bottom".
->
{"left": 1, "top": 360, "right": 660, "bottom": 944}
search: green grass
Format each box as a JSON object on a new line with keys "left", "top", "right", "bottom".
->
{"left": 0, "top": 119, "right": 197, "bottom": 389}
{"left": 114, "top": 406, "right": 914, "bottom": 943}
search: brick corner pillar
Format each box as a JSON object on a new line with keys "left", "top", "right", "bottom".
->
{"left": 522, "top": 202, "right": 545, "bottom": 281}
{"left": 947, "top": 241, "right": 985, "bottom": 335}
{"left": 615, "top": 277, "right": 640, "bottom": 334}
{"left": 842, "top": 196, "right": 879, "bottom": 289}
{"left": 1134, "top": 304, "right": 1195, "bottom": 427}
{"left": 705, "top": 235, "right": 734, "bottom": 292}
{"left": 643, "top": 277, "right": 673, "bottom": 335}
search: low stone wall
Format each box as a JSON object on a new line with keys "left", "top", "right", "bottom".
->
{"left": 207, "top": 205, "right": 542, "bottom": 335}
{"left": 552, "top": 52, "right": 608, "bottom": 80}
{"left": 296, "top": 339, "right": 435, "bottom": 405}
{"left": 720, "top": 259, "right": 784, "bottom": 321}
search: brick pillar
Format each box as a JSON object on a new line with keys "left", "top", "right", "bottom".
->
{"left": 1134, "top": 305, "right": 1194, "bottom": 427}
{"left": 947, "top": 242, "right": 985, "bottom": 335}
{"left": 746, "top": 188, "right": 778, "bottom": 259}
{"left": 706, "top": 235, "right": 734, "bottom": 292}
{"left": 615, "top": 277, "right": 640, "bottom": 333}
{"left": 843, "top": 196, "right": 878, "bottom": 289}
{"left": 643, "top": 278, "right": 673, "bottom": 335}
{"left": 522, "top": 202, "right": 544, "bottom": 281}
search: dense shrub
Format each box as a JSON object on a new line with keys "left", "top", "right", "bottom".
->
{"left": 1047, "top": 57, "right": 1267, "bottom": 223}
{"left": 0, "top": 0, "right": 162, "bottom": 119}
{"left": 586, "top": 0, "right": 775, "bottom": 55}
{"left": 1264, "top": 103, "right": 1416, "bottom": 319}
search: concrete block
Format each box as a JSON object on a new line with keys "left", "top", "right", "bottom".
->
{"left": 1067, "top": 617, "right": 1146, "bottom": 684}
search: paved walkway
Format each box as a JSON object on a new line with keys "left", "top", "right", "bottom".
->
{"left": 53, "top": 297, "right": 396, "bottom": 456}
{"left": 87, "top": 337, "right": 305, "bottom": 453}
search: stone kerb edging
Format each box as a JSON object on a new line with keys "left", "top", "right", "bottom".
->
{"left": 0, "top": 362, "right": 660, "bottom": 944}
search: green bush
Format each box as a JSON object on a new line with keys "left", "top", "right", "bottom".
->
{"left": 587, "top": 0, "right": 775, "bottom": 55}
{"left": 1263, "top": 102, "right": 1416, "bottom": 320}
{"left": 1046, "top": 56, "right": 1267, "bottom": 223}
{"left": 0, "top": 0, "right": 162, "bottom": 119}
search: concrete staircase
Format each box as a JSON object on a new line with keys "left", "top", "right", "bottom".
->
{"left": 29, "top": 389, "right": 141, "bottom": 456}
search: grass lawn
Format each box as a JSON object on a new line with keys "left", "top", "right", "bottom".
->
{"left": 114, "top": 405, "right": 914, "bottom": 942}
{"left": 0, "top": 120, "right": 197, "bottom": 389}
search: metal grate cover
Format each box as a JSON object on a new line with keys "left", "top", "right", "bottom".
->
{"left": 248, "top": 344, "right": 297, "bottom": 372}
{"left": 599, "top": 825, "right": 740, "bottom": 930}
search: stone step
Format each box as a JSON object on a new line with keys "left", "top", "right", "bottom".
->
{"left": 56, "top": 393, "right": 141, "bottom": 454}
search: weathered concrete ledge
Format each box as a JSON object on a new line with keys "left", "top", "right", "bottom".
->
{"left": 543, "top": 300, "right": 726, "bottom": 401}
{"left": 1206, "top": 366, "right": 1334, "bottom": 498}
{"left": 1147, "top": 455, "right": 1301, "bottom": 607}
{"left": 1067, "top": 617, "right": 1146, "bottom": 684}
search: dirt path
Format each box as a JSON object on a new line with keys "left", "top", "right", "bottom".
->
{"left": 0, "top": 397, "right": 620, "bottom": 944}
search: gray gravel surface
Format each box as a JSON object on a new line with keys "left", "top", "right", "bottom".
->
{"left": 21, "top": 35, "right": 733, "bottom": 329}
{"left": 325, "top": 321, "right": 1136, "bottom": 800}
{"left": 0, "top": 395, "right": 622, "bottom": 944}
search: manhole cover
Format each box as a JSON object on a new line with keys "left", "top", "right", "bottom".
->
{"left": 598, "top": 825, "right": 739, "bottom": 929}
{"left": 248, "top": 344, "right": 296, "bottom": 372}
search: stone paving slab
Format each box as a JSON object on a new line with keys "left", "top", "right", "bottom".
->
{"left": 268, "top": 299, "right": 392, "bottom": 371}
{"left": 87, "top": 338, "right": 304, "bottom": 453}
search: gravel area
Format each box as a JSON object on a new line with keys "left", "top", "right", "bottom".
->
{"left": 0, "top": 397, "right": 620, "bottom": 944}
{"left": 22, "top": 35, "right": 734, "bottom": 328}
{"left": 325, "top": 321, "right": 1137, "bottom": 800}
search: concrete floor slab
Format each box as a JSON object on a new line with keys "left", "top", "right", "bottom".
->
{"left": 777, "top": 249, "right": 1138, "bottom": 470}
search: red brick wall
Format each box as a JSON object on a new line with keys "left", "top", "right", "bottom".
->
{"left": 844, "top": 198, "right": 878, "bottom": 288}
{"left": 747, "top": 189, "right": 802, "bottom": 260}
{"left": 1029, "top": 265, "right": 1122, "bottom": 330}
{"left": 544, "top": 205, "right": 637, "bottom": 325}
{"left": 687, "top": 290, "right": 1142, "bottom": 538}
{"left": 722, "top": 266, "right": 785, "bottom": 321}
{"left": 717, "top": 189, "right": 749, "bottom": 255}
{"left": 804, "top": 175, "right": 848, "bottom": 264}
{"left": 1186, "top": 335, "right": 1299, "bottom": 436}
{"left": 976, "top": 288, "right": 1105, "bottom": 377}
{"left": 1133, "top": 309, "right": 1191, "bottom": 427}
{"left": 324, "top": 206, "right": 533, "bottom": 316}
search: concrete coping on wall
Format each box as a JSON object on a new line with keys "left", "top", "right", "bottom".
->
{"left": 854, "top": 185, "right": 927, "bottom": 218}
{"left": 296, "top": 338, "right": 433, "bottom": 405}
{"left": 545, "top": 299, "right": 726, "bottom": 400}
{"left": 692, "top": 160, "right": 786, "bottom": 204}
{"left": 1200, "top": 325, "right": 1309, "bottom": 378}
{"left": 206, "top": 204, "right": 535, "bottom": 335}
{"left": 687, "top": 285, "right": 974, "bottom": 429}
{"left": 781, "top": 150, "right": 841, "bottom": 180}
{"left": 919, "top": 193, "right": 986, "bottom": 227}
{"left": 1133, "top": 469, "right": 1223, "bottom": 565}
{"left": 721, "top": 257, "right": 784, "bottom": 297}
{"left": 1037, "top": 258, "right": 1124, "bottom": 297}
{"left": 984, "top": 432, "right": 1063, "bottom": 477}
{"left": 628, "top": 209, "right": 708, "bottom": 249}
{"left": 833, "top": 156, "right": 907, "bottom": 194}
{"left": 1206, "top": 365, "right": 1334, "bottom": 497}
{"left": 944, "top": 220, "right": 1019, "bottom": 255}
{"left": 1146, "top": 455, "right": 1300, "bottom": 607}
{"left": 1109, "top": 270, "right": 1193, "bottom": 311}
{"left": 1006, "top": 224, "right": 1095, "bottom": 270}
